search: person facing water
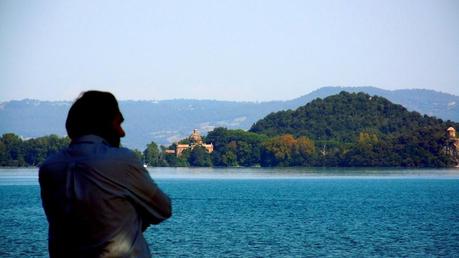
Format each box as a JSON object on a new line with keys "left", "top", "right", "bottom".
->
{"left": 39, "top": 91, "right": 172, "bottom": 258}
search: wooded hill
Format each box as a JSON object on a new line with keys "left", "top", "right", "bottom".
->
{"left": 248, "top": 92, "right": 459, "bottom": 167}
{"left": 251, "top": 92, "right": 450, "bottom": 141}
{"left": 154, "top": 92, "right": 459, "bottom": 167}
{"left": 2, "top": 92, "right": 458, "bottom": 167}
{"left": 1, "top": 87, "right": 458, "bottom": 150}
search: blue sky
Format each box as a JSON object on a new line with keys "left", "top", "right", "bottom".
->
{"left": 1, "top": 0, "right": 458, "bottom": 101}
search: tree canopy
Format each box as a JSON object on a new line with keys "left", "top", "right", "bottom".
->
{"left": 2, "top": 92, "right": 458, "bottom": 168}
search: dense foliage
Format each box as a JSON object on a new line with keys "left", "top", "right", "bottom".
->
{"left": 2, "top": 92, "right": 458, "bottom": 168}
{"left": 206, "top": 128, "right": 268, "bottom": 167}
{"left": 149, "top": 92, "right": 459, "bottom": 168}
{"left": 252, "top": 92, "right": 442, "bottom": 140}
{"left": 250, "top": 92, "right": 459, "bottom": 167}
{"left": 3, "top": 88, "right": 458, "bottom": 149}
{"left": 143, "top": 142, "right": 165, "bottom": 166}
{"left": 0, "top": 133, "right": 70, "bottom": 166}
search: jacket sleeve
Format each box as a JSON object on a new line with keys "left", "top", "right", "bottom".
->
{"left": 125, "top": 157, "right": 172, "bottom": 225}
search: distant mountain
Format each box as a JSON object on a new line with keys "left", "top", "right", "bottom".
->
{"left": 1, "top": 87, "right": 458, "bottom": 149}
{"left": 0, "top": 99, "right": 289, "bottom": 149}
{"left": 294, "top": 86, "right": 459, "bottom": 122}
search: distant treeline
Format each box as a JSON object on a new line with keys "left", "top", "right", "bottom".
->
{"left": 2, "top": 92, "right": 458, "bottom": 168}
{"left": 146, "top": 92, "right": 459, "bottom": 168}
{"left": 0, "top": 133, "right": 70, "bottom": 167}
{"left": 144, "top": 127, "right": 456, "bottom": 168}
{"left": 0, "top": 126, "right": 455, "bottom": 168}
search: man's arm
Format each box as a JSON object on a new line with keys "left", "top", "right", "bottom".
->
{"left": 125, "top": 159, "right": 172, "bottom": 225}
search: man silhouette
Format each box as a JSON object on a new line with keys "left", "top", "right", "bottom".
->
{"left": 39, "top": 91, "right": 171, "bottom": 257}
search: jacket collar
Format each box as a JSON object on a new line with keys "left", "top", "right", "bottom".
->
{"left": 71, "top": 134, "right": 110, "bottom": 145}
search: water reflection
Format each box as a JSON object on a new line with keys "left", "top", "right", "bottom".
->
{"left": 0, "top": 167, "right": 458, "bottom": 186}
{"left": 0, "top": 168, "right": 40, "bottom": 185}
{"left": 147, "top": 167, "right": 459, "bottom": 180}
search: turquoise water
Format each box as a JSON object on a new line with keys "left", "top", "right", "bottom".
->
{"left": 1, "top": 168, "right": 459, "bottom": 257}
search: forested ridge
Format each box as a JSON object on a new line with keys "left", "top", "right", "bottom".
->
{"left": 2, "top": 92, "right": 458, "bottom": 167}
{"left": 247, "top": 92, "right": 459, "bottom": 167}
{"left": 251, "top": 92, "right": 448, "bottom": 141}
{"left": 0, "top": 134, "right": 69, "bottom": 167}
{"left": 2, "top": 87, "right": 458, "bottom": 149}
{"left": 165, "top": 92, "right": 458, "bottom": 167}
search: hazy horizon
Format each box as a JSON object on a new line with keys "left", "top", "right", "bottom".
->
{"left": 1, "top": 86, "right": 459, "bottom": 103}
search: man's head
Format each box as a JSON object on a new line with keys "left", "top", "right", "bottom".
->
{"left": 66, "top": 91, "right": 125, "bottom": 147}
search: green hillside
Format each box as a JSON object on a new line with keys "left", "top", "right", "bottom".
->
{"left": 249, "top": 92, "right": 459, "bottom": 167}
{"left": 2, "top": 92, "right": 458, "bottom": 168}
{"left": 251, "top": 92, "right": 452, "bottom": 140}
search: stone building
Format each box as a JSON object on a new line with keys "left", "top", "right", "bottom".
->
{"left": 443, "top": 127, "right": 459, "bottom": 167}
{"left": 446, "top": 127, "right": 459, "bottom": 150}
{"left": 447, "top": 127, "right": 457, "bottom": 138}
{"left": 166, "top": 129, "right": 214, "bottom": 157}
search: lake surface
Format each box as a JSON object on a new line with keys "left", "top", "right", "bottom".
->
{"left": 1, "top": 167, "right": 459, "bottom": 257}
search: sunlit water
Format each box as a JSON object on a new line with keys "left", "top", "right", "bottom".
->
{"left": 1, "top": 168, "right": 458, "bottom": 257}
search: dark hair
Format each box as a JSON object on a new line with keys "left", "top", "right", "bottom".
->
{"left": 66, "top": 91, "right": 123, "bottom": 145}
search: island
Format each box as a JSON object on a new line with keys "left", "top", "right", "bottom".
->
{"left": 1, "top": 92, "right": 459, "bottom": 168}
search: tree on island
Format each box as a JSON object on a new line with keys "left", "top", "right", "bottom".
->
{"left": 2, "top": 92, "right": 459, "bottom": 168}
{"left": 0, "top": 133, "right": 69, "bottom": 167}
{"left": 189, "top": 146, "right": 212, "bottom": 167}
{"left": 143, "top": 142, "right": 161, "bottom": 167}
